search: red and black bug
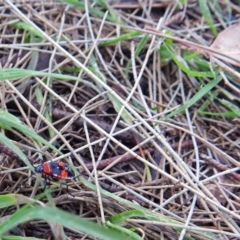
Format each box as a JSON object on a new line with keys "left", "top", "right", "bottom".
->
{"left": 34, "top": 161, "right": 75, "bottom": 180}
{"left": 26, "top": 160, "right": 77, "bottom": 195}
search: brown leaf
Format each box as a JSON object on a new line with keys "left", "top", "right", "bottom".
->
{"left": 211, "top": 23, "right": 240, "bottom": 66}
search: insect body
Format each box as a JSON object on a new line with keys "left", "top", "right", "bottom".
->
{"left": 34, "top": 161, "right": 75, "bottom": 180}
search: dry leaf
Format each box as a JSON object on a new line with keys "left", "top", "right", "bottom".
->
{"left": 211, "top": 23, "right": 240, "bottom": 66}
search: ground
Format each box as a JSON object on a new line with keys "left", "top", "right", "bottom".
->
{"left": 0, "top": 1, "right": 240, "bottom": 240}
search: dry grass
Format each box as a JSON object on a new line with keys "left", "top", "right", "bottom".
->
{"left": 0, "top": 0, "right": 240, "bottom": 239}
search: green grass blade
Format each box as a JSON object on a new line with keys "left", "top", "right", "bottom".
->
{"left": 61, "top": 0, "right": 115, "bottom": 22}
{"left": 2, "top": 237, "right": 45, "bottom": 240}
{"left": 0, "top": 68, "right": 75, "bottom": 81}
{"left": 0, "top": 194, "right": 34, "bottom": 209}
{"left": 125, "top": 33, "right": 149, "bottom": 84}
{"left": 107, "top": 210, "right": 194, "bottom": 239}
{"left": 164, "top": 44, "right": 215, "bottom": 78}
{"left": 0, "top": 194, "right": 19, "bottom": 209}
{"left": 27, "top": 35, "right": 40, "bottom": 70}
{"left": 94, "top": 0, "right": 124, "bottom": 24}
{"left": 89, "top": 55, "right": 133, "bottom": 123}
{"left": 99, "top": 31, "right": 141, "bottom": 47}
{"left": 35, "top": 86, "right": 55, "bottom": 140}
{"left": 0, "top": 206, "right": 134, "bottom": 239}
{"left": 198, "top": 91, "right": 218, "bottom": 112}
{"left": 77, "top": 176, "right": 218, "bottom": 239}
{"left": 218, "top": 99, "right": 240, "bottom": 116}
{"left": 0, "top": 68, "right": 99, "bottom": 92}
{"left": 12, "top": 21, "right": 44, "bottom": 39}
{"left": 106, "top": 221, "right": 142, "bottom": 240}
{"left": 0, "top": 110, "right": 61, "bottom": 156}
{"left": 198, "top": 0, "right": 217, "bottom": 36}
{"left": 60, "top": 67, "right": 81, "bottom": 73}
{"left": 164, "top": 76, "right": 222, "bottom": 119}
{"left": 0, "top": 133, "right": 31, "bottom": 169}
{"left": 107, "top": 210, "right": 145, "bottom": 224}
{"left": 89, "top": 54, "right": 106, "bottom": 89}
{"left": 108, "top": 93, "right": 133, "bottom": 123}
{"left": 198, "top": 111, "right": 238, "bottom": 117}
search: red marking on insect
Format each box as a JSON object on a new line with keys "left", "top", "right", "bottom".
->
{"left": 34, "top": 161, "right": 75, "bottom": 180}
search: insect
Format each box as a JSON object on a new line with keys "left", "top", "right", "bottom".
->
{"left": 26, "top": 160, "right": 77, "bottom": 196}
{"left": 34, "top": 161, "right": 75, "bottom": 180}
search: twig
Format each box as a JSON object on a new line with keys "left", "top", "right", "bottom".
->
{"left": 200, "top": 153, "right": 240, "bottom": 181}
